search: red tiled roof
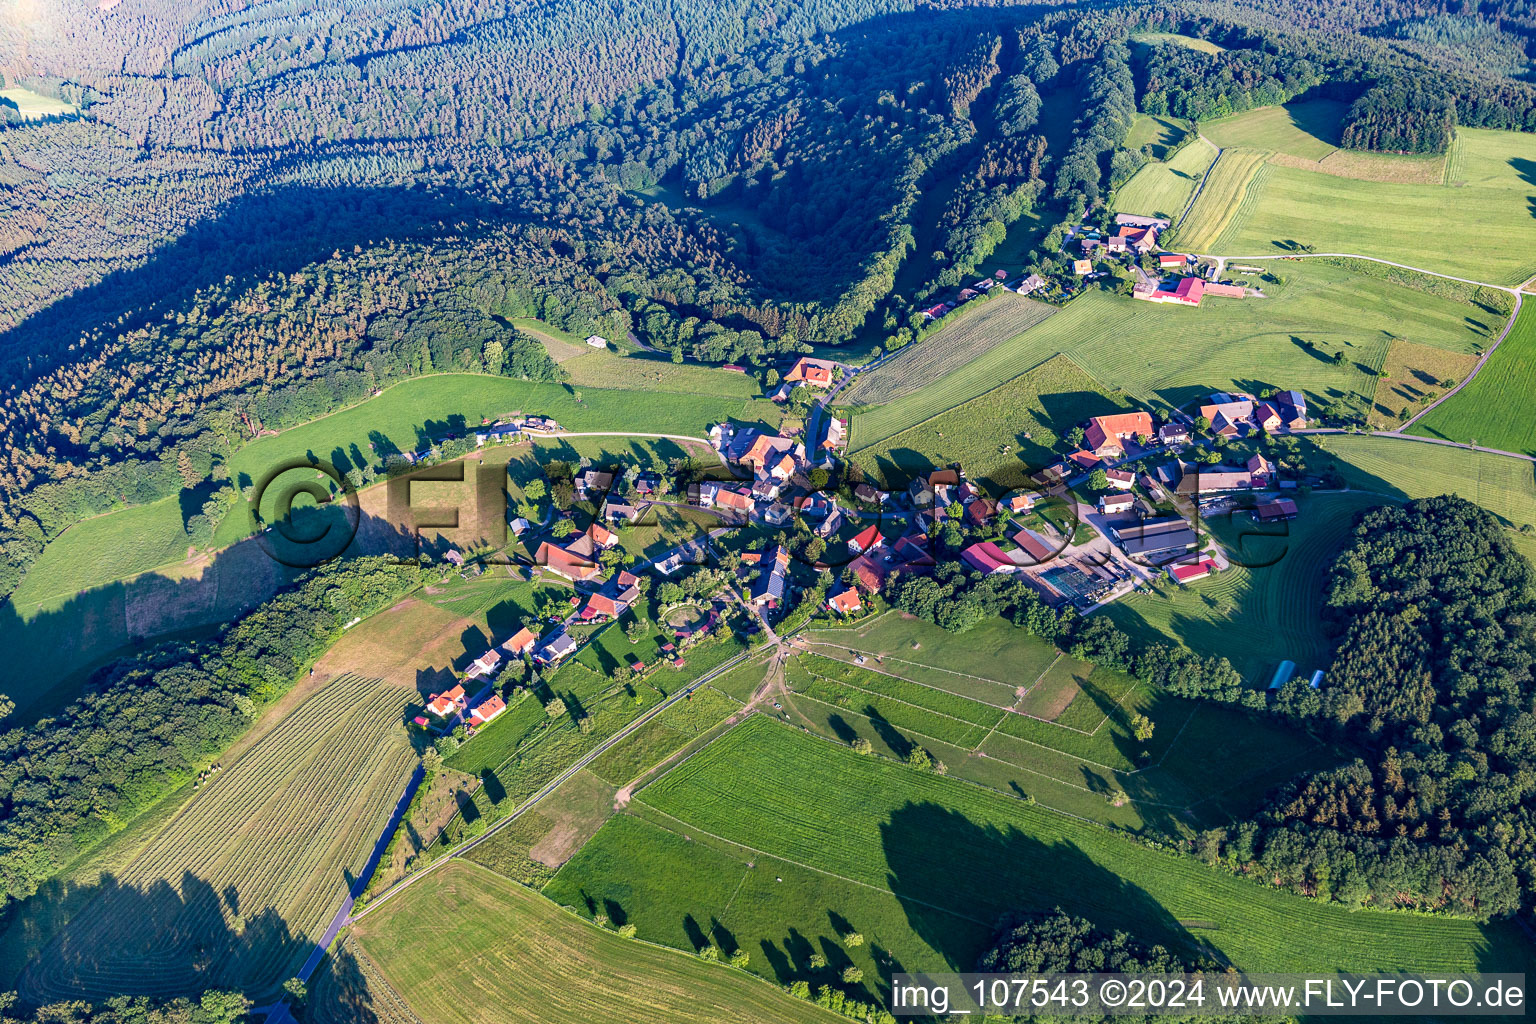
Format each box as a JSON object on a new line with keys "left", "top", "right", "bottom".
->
{"left": 849, "top": 525, "right": 881, "bottom": 552}
{"left": 1012, "top": 530, "right": 1056, "bottom": 564}
{"left": 1171, "top": 558, "right": 1218, "bottom": 583}
{"left": 828, "top": 589, "right": 862, "bottom": 613}
{"left": 961, "top": 542, "right": 1014, "bottom": 573}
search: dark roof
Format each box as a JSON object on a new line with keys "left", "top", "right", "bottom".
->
{"left": 1119, "top": 527, "right": 1198, "bottom": 556}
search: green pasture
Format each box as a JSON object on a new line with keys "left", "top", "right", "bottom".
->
{"left": 850, "top": 353, "right": 1129, "bottom": 489}
{"left": 1129, "top": 31, "right": 1224, "bottom": 54}
{"left": 1114, "top": 136, "right": 1217, "bottom": 222}
{"left": 1444, "top": 126, "right": 1536, "bottom": 190}
{"left": 0, "top": 86, "right": 77, "bottom": 119}
{"left": 1181, "top": 148, "right": 1536, "bottom": 285}
{"left": 1306, "top": 434, "right": 1536, "bottom": 529}
{"left": 842, "top": 293, "right": 1057, "bottom": 409}
{"left": 1413, "top": 301, "right": 1536, "bottom": 456}
{"left": 549, "top": 717, "right": 1532, "bottom": 990}
{"left": 1125, "top": 114, "right": 1186, "bottom": 159}
{"left": 851, "top": 261, "right": 1494, "bottom": 449}
{"left": 351, "top": 859, "right": 838, "bottom": 1024}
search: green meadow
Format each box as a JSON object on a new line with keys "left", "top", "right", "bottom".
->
{"left": 1178, "top": 124, "right": 1536, "bottom": 284}
{"left": 1413, "top": 301, "right": 1536, "bottom": 456}
{"left": 1306, "top": 434, "right": 1536, "bottom": 530}
{"left": 545, "top": 716, "right": 1533, "bottom": 999}
{"left": 1114, "top": 136, "right": 1218, "bottom": 222}
{"left": 849, "top": 260, "right": 1497, "bottom": 456}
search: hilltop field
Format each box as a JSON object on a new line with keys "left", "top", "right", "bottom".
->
{"left": 1174, "top": 107, "right": 1536, "bottom": 285}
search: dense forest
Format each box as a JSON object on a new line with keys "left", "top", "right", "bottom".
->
{"left": 3, "top": 0, "right": 1536, "bottom": 604}
{"left": 0, "top": 556, "right": 434, "bottom": 910}
{"left": 0, "top": 990, "right": 247, "bottom": 1024}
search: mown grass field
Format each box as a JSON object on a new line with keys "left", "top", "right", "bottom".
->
{"left": 1369, "top": 339, "right": 1478, "bottom": 429}
{"left": 850, "top": 261, "right": 1494, "bottom": 449}
{"left": 1180, "top": 130, "right": 1536, "bottom": 284}
{"left": 350, "top": 859, "right": 841, "bottom": 1024}
{"left": 563, "top": 348, "right": 765, "bottom": 398}
{"left": 1306, "top": 434, "right": 1536, "bottom": 529}
{"left": 1104, "top": 492, "right": 1387, "bottom": 685}
{"left": 1413, "top": 302, "right": 1536, "bottom": 455}
{"left": 1199, "top": 102, "right": 1445, "bottom": 183}
{"left": 1113, "top": 136, "right": 1217, "bottom": 222}
{"left": 549, "top": 716, "right": 1533, "bottom": 994}
{"left": 510, "top": 317, "right": 594, "bottom": 362}
{"left": 794, "top": 612, "right": 1331, "bottom": 830}
{"left": 0, "top": 86, "right": 77, "bottom": 118}
{"left": 463, "top": 768, "right": 617, "bottom": 887}
{"left": 851, "top": 354, "right": 1129, "bottom": 489}
{"left": 842, "top": 293, "right": 1056, "bottom": 408}
{"left": 20, "top": 673, "right": 416, "bottom": 1003}
{"left": 1444, "top": 126, "right": 1536, "bottom": 189}
{"left": 1130, "top": 31, "right": 1224, "bottom": 54}
{"left": 587, "top": 685, "right": 742, "bottom": 786}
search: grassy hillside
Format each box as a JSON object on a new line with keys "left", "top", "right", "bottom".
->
{"left": 1114, "top": 136, "right": 1218, "bottom": 222}
{"left": 548, "top": 716, "right": 1534, "bottom": 999}
{"left": 842, "top": 293, "right": 1056, "bottom": 408}
{"left": 851, "top": 353, "right": 1130, "bottom": 489}
{"left": 1103, "top": 492, "right": 1388, "bottom": 685}
{"left": 1179, "top": 128, "right": 1536, "bottom": 284}
{"left": 1412, "top": 301, "right": 1536, "bottom": 455}
{"left": 350, "top": 859, "right": 843, "bottom": 1024}
{"left": 849, "top": 261, "right": 1498, "bottom": 452}
{"left": 1306, "top": 434, "right": 1536, "bottom": 529}
{"left": 1199, "top": 102, "right": 1444, "bottom": 183}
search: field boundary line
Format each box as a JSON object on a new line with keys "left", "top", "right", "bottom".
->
{"left": 976, "top": 652, "right": 1062, "bottom": 750}
{"left": 628, "top": 804, "right": 993, "bottom": 927}
{"left": 800, "top": 651, "right": 1018, "bottom": 711}
{"left": 800, "top": 640, "right": 1017, "bottom": 690}
{"left": 794, "top": 667, "right": 1008, "bottom": 732}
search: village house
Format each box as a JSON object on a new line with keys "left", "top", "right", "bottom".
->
{"left": 1072, "top": 259, "right": 1093, "bottom": 275}
{"left": 848, "top": 551, "right": 893, "bottom": 592}
{"left": 741, "top": 433, "right": 799, "bottom": 474}
{"left": 965, "top": 498, "right": 999, "bottom": 527}
{"left": 848, "top": 524, "right": 884, "bottom": 555}
{"left": 1104, "top": 468, "right": 1135, "bottom": 490}
{"left": 535, "top": 632, "right": 578, "bottom": 666}
{"left": 785, "top": 357, "right": 837, "bottom": 388}
{"left": 465, "top": 648, "right": 502, "bottom": 682}
{"left": 469, "top": 694, "right": 507, "bottom": 727}
{"left": 920, "top": 303, "right": 950, "bottom": 321}
{"left": 827, "top": 587, "right": 863, "bottom": 616}
{"left": 763, "top": 502, "right": 793, "bottom": 526}
{"left": 1199, "top": 394, "right": 1259, "bottom": 437}
{"left": 1015, "top": 274, "right": 1046, "bottom": 295}
{"left": 853, "top": 483, "right": 886, "bottom": 506}
{"left": 426, "top": 684, "right": 467, "bottom": 719}
{"left": 603, "top": 497, "right": 640, "bottom": 524}
{"left": 816, "top": 506, "right": 845, "bottom": 538}
{"left": 1084, "top": 412, "right": 1154, "bottom": 456}
{"left": 748, "top": 546, "right": 791, "bottom": 608}
{"left": 891, "top": 533, "right": 936, "bottom": 571}
{"left": 822, "top": 416, "right": 848, "bottom": 451}
{"left": 690, "top": 481, "right": 721, "bottom": 507}
{"left": 1157, "top": 422, "right": 1190, "bottom": 446}
{"left": 574, "top": 468, "right": 615, "bottom": 500}
{"left": 582, "top": 569, "right": 641, "bottom": 620}
{"left": 501, "top": 626, "right": 539, "bottom": 657}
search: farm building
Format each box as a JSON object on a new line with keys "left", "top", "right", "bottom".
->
{"left": 1269, "top": 660, "right": 1297, "bottom": 689}
{"left": 536, "top": 542, "right": 601, "bottom": 583}
{"left": 585, "top": 335, "right": 608, "bottom": 348}
{"left": 1255, "top": 498, "right": 1299, "bottom": 522}
{"left": 1168, "top": 558, "right": 1218, "bottom": 584}
{"left": 1111, "top": 517, "right": 1198, "bottom": 560}
{"left": 785, "top": 357, "right": 837, "bottom": 387}
{"left": 1085, "top": 411, "right": 1154, "bottom": 455}
{"left": 748, "top": 546, "right": 791, "bottom": 607}
{"left": 1158, "top": 253, "right": 1189, "bottom": 269}
{"left": 961, "top": 542, "right": 1016, "bottom": 575}
{"left": 1116, "top": 213, "right": 1170, "bottom": 230}
{"left": 1133, "top": 276, "right": 1204, "bottom": 306}
{"left": 822, "top": 417, "right": 848, "bottom": 451}
{"left": 849, "top": 552, "right": 893, "bottom": 592}
{"left": 1012, "top": 529, "right": 1057, "bottom": 564}
{"left": 715, "top": 488, "right": 756, "bottom": 516}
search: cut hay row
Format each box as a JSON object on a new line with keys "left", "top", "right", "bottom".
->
{"left": 1175, "top": 149, "right": 1266, "bottom": 248}
{"left": 21, "top": 674, "right": 416, "bottom": 1004}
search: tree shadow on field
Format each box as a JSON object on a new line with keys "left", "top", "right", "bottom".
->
{"left": 880, "top": 801, "right": 1202, "bottom": 972}
{"left": 1, "top": 869, "right": 314, "bottom": 1006}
